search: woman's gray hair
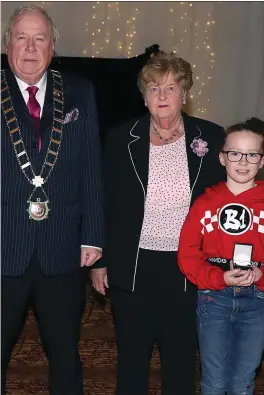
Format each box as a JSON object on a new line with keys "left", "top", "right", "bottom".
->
{"left": 3, "top": 4, "right": 59, "bottom": 47}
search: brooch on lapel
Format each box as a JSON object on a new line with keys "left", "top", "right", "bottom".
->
{"left": 190, "top": 138, "right": 209, "bottom": 157}
{"left": 63, "top": 108, "right": 79, "bottom": 124}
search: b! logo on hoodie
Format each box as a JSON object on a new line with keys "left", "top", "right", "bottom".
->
{"left": 219, "top": 204, "right": 252, "bottom": 235}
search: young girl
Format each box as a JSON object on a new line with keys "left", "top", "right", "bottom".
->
{"left": 178, "top": 117, "right": 264, "bottom": 395}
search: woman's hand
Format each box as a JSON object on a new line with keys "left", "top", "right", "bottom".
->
{"left": 224, "top": 268, "right": 256, "bottom": 287}
{"left": 90, "top": 268, "right": 108, "bottom": 295}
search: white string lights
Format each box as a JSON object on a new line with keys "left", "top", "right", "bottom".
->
{"left": 82, "top": 2, "right": 140, "bottom": 58}
{"left": 192, "top": 5, "right": 216, "bottom": 118}
{"left": 166, "top": 2, "right": 216, "bottom": 118}
{"left": 125, "top": 7, "right": 139, "bottom": 57}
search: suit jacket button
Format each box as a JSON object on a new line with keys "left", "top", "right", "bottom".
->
{"left": 32, "top": 142, "right": 38, "bottom": 148}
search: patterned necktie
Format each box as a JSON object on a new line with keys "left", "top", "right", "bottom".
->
{"left": 27, "top": 86, "right": 41, "bottom": 152}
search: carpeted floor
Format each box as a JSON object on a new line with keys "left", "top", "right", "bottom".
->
{"left": 6, "top": 287, "right": 264, "bottom": 395}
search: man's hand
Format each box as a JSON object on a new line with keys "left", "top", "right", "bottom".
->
{"left": 90, "top": 268, "right": 108, "bottom": 295}
{"left": 81, "top": 247, "right": 102, "bottom": 267}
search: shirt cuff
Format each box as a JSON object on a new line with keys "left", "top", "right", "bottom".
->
{"left": 81, "top": 245, "right": 102, "bottom": 252}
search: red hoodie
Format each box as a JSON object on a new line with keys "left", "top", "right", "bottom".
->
{"left": 178, "top": 181, "right": 264, "bottom": 291}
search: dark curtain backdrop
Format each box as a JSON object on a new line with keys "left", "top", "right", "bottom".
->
{"left": 1, "top": 45, "right": 160, "bottom": 141}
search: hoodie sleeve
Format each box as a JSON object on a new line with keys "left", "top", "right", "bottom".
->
{"left": 178, "top": 198, "right": 226, "bottom": 290}
{"left": 254, "top": 265, "right": 264, "bottom": 291}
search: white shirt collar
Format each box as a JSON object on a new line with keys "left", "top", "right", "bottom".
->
{"left": 15, "top": 72, "right": 47, "bottom": 94}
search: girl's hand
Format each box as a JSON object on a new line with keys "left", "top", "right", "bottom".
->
{"left": 224, "top": 268, "right": 255, "bottom": 287}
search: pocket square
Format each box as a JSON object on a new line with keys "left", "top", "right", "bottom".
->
{"left": 63, "top": 108, "right": 79, "bottom": 124}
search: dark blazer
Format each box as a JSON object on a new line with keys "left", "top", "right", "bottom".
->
{"left": 1, "top": 69, "right": 104, "bottom": 277}
{"left": 96, "top": 111, "right": 226, "bottom": 292}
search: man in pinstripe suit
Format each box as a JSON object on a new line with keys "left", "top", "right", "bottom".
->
{"left": 1, "top": 5, "right": 104, "bottom": 394}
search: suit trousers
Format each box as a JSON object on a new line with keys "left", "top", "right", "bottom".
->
{"left": 1, "top": 254, "right": 86, "bottom": 395}
{"left": 110, "top": 248, "right": 197, "bottom": 395}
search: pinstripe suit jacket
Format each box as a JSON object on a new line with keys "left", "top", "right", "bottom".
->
{"left": 1, "top": 69, "right": 104, "bottom": 277}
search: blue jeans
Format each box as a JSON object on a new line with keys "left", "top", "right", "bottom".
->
{"left": 197, "top": 285, "right": 264, "bottom": 395}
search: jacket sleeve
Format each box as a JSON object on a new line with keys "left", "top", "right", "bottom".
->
{"left": 178, "top": 198, "right": 226, "bottom": 290}
{"left": 90, "top": 126, "right": 117, "bottom": 269}
{"left": 80, "top": 81, "right": 104, "bottom": 249}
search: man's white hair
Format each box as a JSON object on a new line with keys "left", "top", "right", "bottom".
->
{"left": 3, "top": 4, "right": 59, "bottom": 47}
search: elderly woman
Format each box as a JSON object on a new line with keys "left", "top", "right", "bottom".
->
{"left": 91, "top": 51, "right": 226, "bottom": 395}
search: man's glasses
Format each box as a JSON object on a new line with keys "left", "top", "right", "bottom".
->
{"left": 222, "top": 151, "right": 264, "bottom": 164}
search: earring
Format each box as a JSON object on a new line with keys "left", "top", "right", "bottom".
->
{"left": 183, "top": 99, "right": 186, "bottom": 105}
